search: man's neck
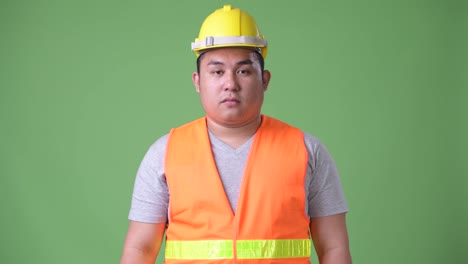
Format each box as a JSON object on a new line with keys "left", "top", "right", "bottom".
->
{"left": 206, "top": 116, "right": 262, "bottom": 149}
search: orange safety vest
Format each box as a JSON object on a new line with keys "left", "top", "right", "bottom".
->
{"left": 164, "top": 115, "right": 311, "bottom": 263}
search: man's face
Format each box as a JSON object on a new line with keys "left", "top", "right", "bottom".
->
{"left": 192, "top": 48, "right": 271, "bottom": 128}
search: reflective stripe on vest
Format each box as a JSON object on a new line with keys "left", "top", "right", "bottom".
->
{"left": 165, "top": 239, "right": 311, "bottom": 259}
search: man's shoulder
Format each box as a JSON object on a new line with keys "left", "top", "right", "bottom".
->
{"left": 302, "top": 131, "right": 321, "bottom": 146}
{"left": 149, "top": 117, "right": 206, "bottom": 152}
{"left": 146, "top": 134, "right": 170, "bottom": 157}
{"left": 263, "top": 115, "right": 321, "bottom": 145}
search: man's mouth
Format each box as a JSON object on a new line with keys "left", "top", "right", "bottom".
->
{"left": 221, "top": 98, "right": 240, "bottom": 103}
{"left": 221, "top": 97, "right": 241, "bottom": 106}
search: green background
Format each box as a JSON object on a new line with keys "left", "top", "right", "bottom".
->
{"left": 1, "top": 0, "right": 466, "bottom": 263}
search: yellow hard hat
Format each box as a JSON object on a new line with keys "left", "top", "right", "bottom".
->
{"left": 191, "top": 5, "right": 268, "bottom": 58}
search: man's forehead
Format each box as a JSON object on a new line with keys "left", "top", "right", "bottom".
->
{"left": 199, "top": 48, "right": 260, "bottom": 64}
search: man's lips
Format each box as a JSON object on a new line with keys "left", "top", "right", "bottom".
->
{"left": 221, "top": 98, "right": 240, "bottom": 103}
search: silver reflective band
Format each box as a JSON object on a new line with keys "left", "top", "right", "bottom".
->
{"left": 191, "top": 36, "right": 268, "bottom": 50}
{"left": 165, "top": 239, "right": 311, "bottom": 259}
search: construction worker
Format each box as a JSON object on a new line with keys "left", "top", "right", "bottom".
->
{"left": 121, "top": 5, "right": 351, "bottom": 264}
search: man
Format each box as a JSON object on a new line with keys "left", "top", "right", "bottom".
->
{"left": 121, "top": 5, "right": 351, "bottom": 264}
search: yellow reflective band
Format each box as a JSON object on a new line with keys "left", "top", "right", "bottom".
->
{"left": 165, "top": 240, "right": 233, "bottom": 259}
{"left": 237, "top": 239, "right": 311, "bottom": 259}
{"left": 165, "top": 239, "right": 311, "bottom": 259}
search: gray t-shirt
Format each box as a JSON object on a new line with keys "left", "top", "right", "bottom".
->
{"left": 129, "top": 131, "right": 348, "bottom": 223}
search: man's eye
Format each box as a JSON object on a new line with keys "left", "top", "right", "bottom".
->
{"left": 237, "top": 69, "right": 250, "bottom": 74}
{"left": 212, "top": 70, "right": 223, "bottom": 75}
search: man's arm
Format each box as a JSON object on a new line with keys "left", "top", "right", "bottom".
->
{"left": 310, "top": 213, "right": 352, "bottom": 264}
{"left": 120, "top": 221, "right": 166, "bottom": 264}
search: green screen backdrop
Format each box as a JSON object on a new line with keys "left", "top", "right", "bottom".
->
{"left": 1, "top": 0, "right": 466, "bottom": 263}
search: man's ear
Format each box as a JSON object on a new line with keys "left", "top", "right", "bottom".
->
{"left": 192, "top": 72, "right": 200, "bottom": 93}
{"left": 262, "top": 70, "right": 271, "bottom": 91}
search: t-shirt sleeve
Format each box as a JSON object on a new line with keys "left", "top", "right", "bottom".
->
{"left": 304, "top": 133, "right": 349, "bottom": 218}
{"left": 128, "top": 134, "right": 169, "bottom": 223}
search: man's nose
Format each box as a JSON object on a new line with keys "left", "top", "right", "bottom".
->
{"left": 223, "top": 72, "right": 239, "bottom": 91}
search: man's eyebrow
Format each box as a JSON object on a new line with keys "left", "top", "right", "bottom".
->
{"left": 237, "top": 59, "right": 253, "bottom": 66}
{"left": 207, "top": 60, "right": 224, "bottom": 66}
{"left": 206, "top": 59, "right": 254, "bottom": 66}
